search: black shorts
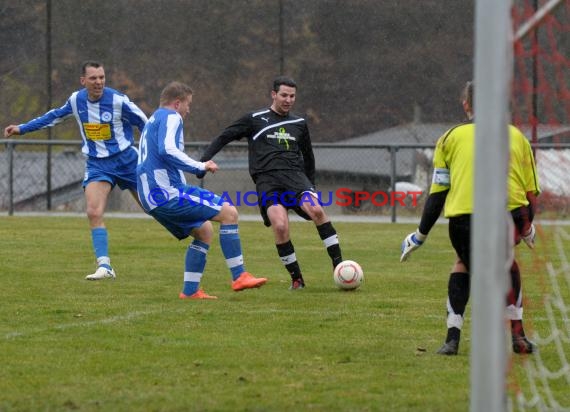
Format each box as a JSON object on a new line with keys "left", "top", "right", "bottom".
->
{"left": 449, "top": 215, "right": 471, "bottom": 270}
{"left": 253, "top": 170, "right": 316, "bottom": 227}
{"left": 448, "top": 208, "right": 530, "bottom": 271}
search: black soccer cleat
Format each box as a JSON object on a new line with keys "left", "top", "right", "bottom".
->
{"left": 436, "top": 339, "right": 459, "bottom": 355}
{"left": 512, "top": 336, "right": 536, "bottom": 354}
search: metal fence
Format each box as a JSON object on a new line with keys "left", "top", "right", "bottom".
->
{"left": 2, "top": 139, "right": 569, "bottom": 222}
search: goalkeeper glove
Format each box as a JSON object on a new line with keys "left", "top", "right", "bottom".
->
{"left": 400, "top": 230, "right": 427, "bottom": 262}
{"left": 522, "top": 223, "right": 536, "bottom": 249}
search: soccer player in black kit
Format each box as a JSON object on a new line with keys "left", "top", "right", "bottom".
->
{"left": 200, "top": 76, "right": 343, "bottom": 290}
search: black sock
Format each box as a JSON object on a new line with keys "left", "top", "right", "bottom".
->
{"left": 317, "top": 221, "right": 342, "bottom": 268}
{"left": 448, "top": 272, "right": 470, "bottom": 314}
{"left": 446, "top": 327, "right": 461, "bottom": 343}
{"left": 276, "top": 241, "right": 303, "bottom": 281}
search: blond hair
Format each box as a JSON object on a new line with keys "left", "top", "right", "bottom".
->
{"left": 160, "top": 81, "right": 193, "bottom": 106}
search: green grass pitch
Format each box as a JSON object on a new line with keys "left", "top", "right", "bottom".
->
{"left": 0, "top": 216, "right": 565, "bottom": 411}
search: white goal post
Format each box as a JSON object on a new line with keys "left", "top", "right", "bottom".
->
{"left": 472, "top": 0, "right": 568, "bottom": 410}
{"left": 471, "top": 0, "right": 513, "bottom": 411}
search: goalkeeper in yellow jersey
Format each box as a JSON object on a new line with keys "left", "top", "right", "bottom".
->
{"left": 400, "top": 81, "right": 540, "bottom": 355}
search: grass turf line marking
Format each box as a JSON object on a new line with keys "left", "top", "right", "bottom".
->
{"left": 4, "top": 307, "right": 552, "bottom": 341}
{"left": 3, "top": 309, "right": 171, "bottom": 340}
{"left": 3, "top": 307, "right": 390, "bottom": 340}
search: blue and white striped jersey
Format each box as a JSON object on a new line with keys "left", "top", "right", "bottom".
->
{"left": 136, "top": 107, "right": 206, "bottom": 212}
{"left": 18, "top": 87, "right": 147, "bottom": 158}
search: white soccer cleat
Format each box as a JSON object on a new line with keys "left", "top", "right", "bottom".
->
{"left": 85, "top": 266, "right": 116, "bottom": 280}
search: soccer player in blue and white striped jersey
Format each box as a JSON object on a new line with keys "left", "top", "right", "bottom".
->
{"left": 137, "top": 81, "right": 267, "bottom": 299}
{"left": 3, "top": 61, "right": 148, "bottom": 281}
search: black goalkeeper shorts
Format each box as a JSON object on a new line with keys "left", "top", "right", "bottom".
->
{"left": 448, "top": 207, "right": 532, "bottom": 271}
{"left": 253, "top": 170, "right": 317, "bottom": 227}
{"left": 449, "top": 214, "right": 471, "bottom": 271}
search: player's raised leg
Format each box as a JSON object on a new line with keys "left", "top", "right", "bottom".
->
{"left": 316, "top": 220, "right": 342, "bottom": 269}
{"left": 301, "top": 196, "right": 343, "bottom": 270}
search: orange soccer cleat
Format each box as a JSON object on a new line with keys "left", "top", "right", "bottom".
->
{"left": 179, "top": 289, "right": 218, "bottom": 300}
{"left": 231, "top": 272, "right": 268, "bottom": 291}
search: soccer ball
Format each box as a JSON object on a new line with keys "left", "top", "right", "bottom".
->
{"left": 333, "top": 260, "right": 364, "bottom": 290}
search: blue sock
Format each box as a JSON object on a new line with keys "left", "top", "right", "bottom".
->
{"left": 91, "top": 228, "right": 112, "bottom": 270}
{"left": 183, "top": 239, "right": 209, "bottom": 296}
{"left": 219, "top": 224, "right": 245, "bottom": 280}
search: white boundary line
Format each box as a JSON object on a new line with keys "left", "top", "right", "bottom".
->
{"left": 3, "top": 309, "right": 166, "bottom": 340}
{"left": 3, "top": 307, "right": 392, "bottom": 341}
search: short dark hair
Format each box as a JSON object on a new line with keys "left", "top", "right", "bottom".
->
{"left": 81, "top": 60, "right": 103, "bottom": 76}
{"left": 273, "top": 76, "right": 297, "bottom": 92}
{"left": 462, "top": 81, "right": 474, "bottom": 108}
{"left": 160, "top": 81, "right": 193, "bottom": 106}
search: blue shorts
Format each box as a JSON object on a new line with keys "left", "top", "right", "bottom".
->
{"left": 83, "top": 146, "right": 139, "bottom": 191}
{"left": 148, "top": 185, "right": 224, "bottom": 240}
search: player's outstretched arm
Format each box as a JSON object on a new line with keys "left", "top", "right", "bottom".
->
{"left": 3, "top": 125, "right": 21, "bottom": 138}
{"left": 399, "top": 190, "right": 446, "bottom": 262}
{"left": 400, "top": 230, "right": 427, "bottom": 262}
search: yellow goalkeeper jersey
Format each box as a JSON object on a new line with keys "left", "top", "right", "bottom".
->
{"left": 430, "top": 122, "right": 540, "bottom": 218}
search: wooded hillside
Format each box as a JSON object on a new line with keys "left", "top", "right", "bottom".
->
{"left": 0, "top": 0, "right": 474, "bottom": 142}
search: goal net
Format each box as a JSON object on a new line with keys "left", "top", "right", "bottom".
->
{"left": 509, "top": 0, "right": 570, "bottom": 410}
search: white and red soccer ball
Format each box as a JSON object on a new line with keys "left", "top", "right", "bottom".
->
{"left": 333, "top": 260, "right": 364, "bottom": 290}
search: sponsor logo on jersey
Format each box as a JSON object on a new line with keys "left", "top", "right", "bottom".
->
{"left": 83, "top": 123, "right": 112, "bottom": 140}
{"left": 267, "top": 127, "right": 295, "bottom": 149}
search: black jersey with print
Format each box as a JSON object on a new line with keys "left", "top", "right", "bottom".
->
{"left": 200, "top": 108, "right": 315, "bottom": 184}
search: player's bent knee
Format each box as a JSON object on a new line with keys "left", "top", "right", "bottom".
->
{"left": 217, "top": 203, "right": 239, "bottom": 224}
{"left": 192, "top": 221, "right": 214, "bottom": 244}
{"left": 266, "top": 209, "right": 287, "bottom": 231}
{"left": 305, "top": 204, "right": 327, "bottom": 223}
{"left": 270, "top": 218, "right": 289, "bottom": 237}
